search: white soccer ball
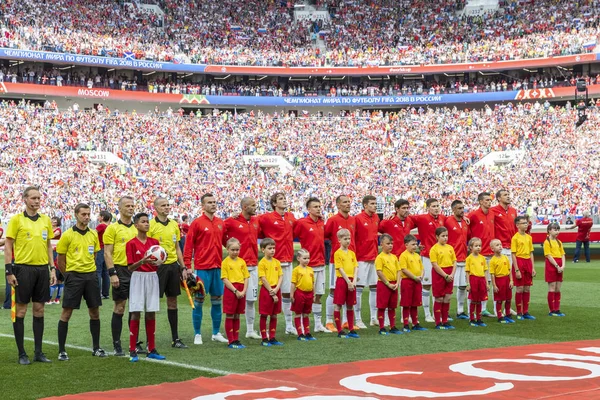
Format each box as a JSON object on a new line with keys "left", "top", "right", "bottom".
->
{"left": 145, "top": 245, "right": 167, "bottom": 266}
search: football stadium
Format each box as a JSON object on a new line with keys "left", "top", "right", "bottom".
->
{"left": 1, "top": 0, "right": 600, "bottom": 398}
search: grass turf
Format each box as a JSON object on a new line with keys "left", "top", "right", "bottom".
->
{"left": 0, "top": 253, "right": 598, "bottom": 400}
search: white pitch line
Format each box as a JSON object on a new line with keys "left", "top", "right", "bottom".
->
{"left": 0, "top": 333, "right": 232, "bottom": 375}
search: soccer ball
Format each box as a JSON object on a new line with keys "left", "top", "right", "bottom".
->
{"left": 145, "top": 245, "right": 167, "bottom": 266}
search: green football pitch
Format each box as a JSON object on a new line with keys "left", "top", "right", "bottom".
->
{"left": 0, "top": 247, "right": 598, "bottom": 400}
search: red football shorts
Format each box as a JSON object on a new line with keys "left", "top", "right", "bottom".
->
{"left": 223, "top": 282, "right": 246, "bottom": 315}
{"left": 333, "top": 277, "right": 357, "bottom": 306}
{"left": 432, "top": 266, "right": 454, "bottom": 298}
{"left": 400, "top": 278, "right": 422, "bottom": 307}
{"left": 468, "top": 275, "right": 488, "bottom": 302}
{"left": 291, "top": 289, "right": 313, "bottom": 314}
{"left": 494, "top": 275, "right": 512, "bottom": 302}
{"left": 376, "top": 280, "right": 398, "bottom": 309}
{"left": 512, "top": 257, "right": 533, "bottom": 287}
{"left": 259, "top": 286, "right": 282, "bottom": 315}
{"left": 545, "top": 258, "right": 564, "bottom": 283}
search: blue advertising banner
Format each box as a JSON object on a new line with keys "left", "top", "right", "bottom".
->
{"left": 0, "top": 48, "right": 206, "bottom": 73}
{"left": 195, "top": 91, "right": 516, "bottom": 106}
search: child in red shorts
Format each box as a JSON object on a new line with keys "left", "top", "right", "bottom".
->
{"left": 399, "top": 234, "right": 427, "bottom": 332}
{"left": 511, "top": 216, "right": 537, "bottom": 320}
{"left": 291, "top": 248, "right": 315, "bottom": 341}
{"left": 333, "top": 229, "right": 359, "bottom": 339}
{"left": 221, "top": 238, "right": 249, "bottom": 349}
{"left": 490, "top": 239, "right": 515, "bottom": 324}
{"left": 465, "top": 238, "right": 489, "bottom": 327}
{"left": 375, "top": 234, "right": 402, "bottom": 335}
{"left": 543, "top": 223, "right": 566, "bottom": 317}
{"left": 430, "top": 227, "right": 457, "bottom": 330}
{"left": 258, "top": 238, "right": 284, "bottom": 346}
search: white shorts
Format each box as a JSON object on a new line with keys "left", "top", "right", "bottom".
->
{"left": 422, "top": 257, "right": 433, "bottom": 285}
{"left": 246, "top": 266, "right": 258, "bottom": 301}
{"left": 356, "top": 261, "right": 377, "bottom": 287}
{"left": 454, "top": 262, "right": 467, "bottom": 287}
{"left": 281, "top": 262, "right": 292, "bottom": 294}
{"left": 129, "top": 271, "right": 160, "bottom": 312}
{"left": 484, "top": 256, "right": 492, "bottom": 282}
{"left": 313, "top": 266, "right": 325, "bottom": 295}
{"left": 328, "top": 264, "right": 336, "bottom": 290}
{"left": 501, "top": 248, "right": 513, "bottom": 267}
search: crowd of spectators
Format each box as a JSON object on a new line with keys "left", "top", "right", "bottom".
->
{"left": 0, "top": 100, "right": 598, "bottom": 226}
{"left": 1, "top": 65, "right": 596, "bottom": 97}
{"left": 0, "top": 0, "right": 598, "bottom": 67}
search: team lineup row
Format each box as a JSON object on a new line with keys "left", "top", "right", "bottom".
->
{"left": 4, "top": 187, "right": 573, "bottom": 363}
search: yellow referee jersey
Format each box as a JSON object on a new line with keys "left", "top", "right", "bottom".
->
{"left": 56, "top": 226, "right": 100, "bottom": 273}
{"left": 291, "top": 266, "right": 314, "bottom": 292}
{"left": 258, "top": 257, "right": 282, "bottom": 287}
{"left": 334, "top": 248, "right": 357, "bottom": 278}
{"left": 399, "top": 250, "right": 423, "bottom": 278}
{"left": 489, "top": 254, "right": 511, "bottom": 277}
{"left": 375, "top": 252, "right": 399, "bottom": 282}
{"left": 149, "top": 218, "right": 181, "bottom": 264}
{"left": 465, "top": 254, "right": 488, "bottom": 277}
{"left": 221, "top": 256, "right": 249, "bottom": 284}
{"left": 6, "top": 212, "right": 53, "bottom": 266}
{"left": 543, "top": 239, "right": 565, "bottom": 259}
{"left": 103, "top": 220, "right": 137, "bottom": 266}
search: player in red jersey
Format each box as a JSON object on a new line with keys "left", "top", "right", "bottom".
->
{"left": 411, "top": 198, "right": 445, "bottom": 323}
{"left": 179, "top": 215, "right": 190, "bottom": 252}
{"left": 444, "top": 200, "right": 469, "bottom": 320}
{"left": 468, "top": 192, "right": 496, "bottom": 316}
{"left": 223, "top": 197, "right": 261, "bottom": 340}
{"left": 566, "top": 210, "right": 593, "bottom": 263}
{"left": 378, "top": 199, "right": 413, "bottom": 257}
{"left": 324, "top": 195, "right": 356, "bottom": 332}
{"left": 258, "top": 192, "right": 296, "bottom": 334}
{"left": 184, "top": 193, "right": 228, "bottom": 345}
{"left": 293, "top": 197, "right": 330, "bottom": 333}
{"left": 353, "top": 195, "right": 380, "bottom": 329}
{"left": 490, "top": 190, "right": 518, "bottom": 318}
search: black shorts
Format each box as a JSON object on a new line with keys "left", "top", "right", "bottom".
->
{"left": 112, "top": 266, "right": 131, "bottom": 301}
{"left": 158, "top": 262, "right": 182, "bottom": 298}
{"left": 14, "top": 264, "right": 50, "bottom": 304}
{"left": 62, "top": 271, "right": 102, "bottom": 309}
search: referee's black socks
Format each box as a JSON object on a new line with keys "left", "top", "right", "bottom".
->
{"left": 168, "top": 309, "right": 178, "bottom": 341}
{"left": 13, "top": 317, "right": 25, "bottom": 355}
{"left": 111, "top": 312, "right": 123, "bottom": 343}
{"left": 90, "top": 319, "right": 100, "bottom": 350}
{"left": 32, "top": 316, "right": 44, "bottom": 354}
{"left": 58, "top": 320, "right": 68, "bottom": 353}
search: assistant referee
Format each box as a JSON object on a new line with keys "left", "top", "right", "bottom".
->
{"left": 149, "top": 197, "right": 192, "bottom": 348}
{"left": 56, "top": 203, "right": 107, "bottom": 361}
{"left": 5, "top": 186, "right": 57, "bottom": 365}
{"left": 104, "top": 196, "right": 137, "bottom": 356}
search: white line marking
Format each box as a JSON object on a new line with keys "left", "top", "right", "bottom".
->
{"left": 0, "top": 333, "right": 232, "bottom": 375}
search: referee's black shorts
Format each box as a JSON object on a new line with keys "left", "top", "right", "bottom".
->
{"left": 62, "top": 271, "right": 102, "bottom": 309}
{"left": 13, "top": 264, "right": 50, "bottom": 304}
{"left": 112, "top": 265, "right": 131, "bottom": 301}
{"left": 158, "top": 262, "right": 182, "bottom": 298}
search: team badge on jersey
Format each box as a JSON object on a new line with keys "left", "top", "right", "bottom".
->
{"left": 88, "top": 245, "right": 94, "bottom": 254}
{"left": 42, "top": 230, "right": 48, "bottom": 240}
{"left": 172, "top": 234, "right": 177, "bottom": 243}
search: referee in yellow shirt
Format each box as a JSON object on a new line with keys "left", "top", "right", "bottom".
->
{"left": 5, "top": 186, "right": 57, "bottom": 365}
{"left": 149, "top": 197, "right": 192, "bottom": 349}
{"left": 56, "top": 203, "right": 106, "bottom": 361}
{"left": 104, "top": 196, "right": 138, "bottom": 356}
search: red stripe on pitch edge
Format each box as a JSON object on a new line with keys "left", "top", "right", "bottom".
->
{"left": 48, "top": 339, "right": 600, "bottom": 400}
